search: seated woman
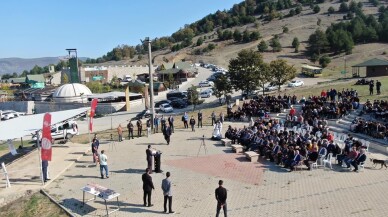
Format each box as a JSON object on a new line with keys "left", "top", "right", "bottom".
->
{"left": 304, "top": 147, "right": 319, "bottom": 170}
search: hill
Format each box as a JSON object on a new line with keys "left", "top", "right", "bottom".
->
{"left": 89, "top": 0, "right": 388, "bottom": 76}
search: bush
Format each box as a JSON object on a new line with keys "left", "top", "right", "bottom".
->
{"left": 319, "top": 55, "right": 331, "bottom": 68}
{"left": 328, "top": 6, "right": 335, "bottom": 14}
{"left": 313, "top": 5, "right": 321, "bottom": 14}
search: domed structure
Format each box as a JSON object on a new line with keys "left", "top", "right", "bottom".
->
{"left": 53, "top": 83, "right": 92, "bottom": 103}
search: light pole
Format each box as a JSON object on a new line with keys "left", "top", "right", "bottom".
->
{"left": 143, "top": 37, "right": 155, "bottom": 131}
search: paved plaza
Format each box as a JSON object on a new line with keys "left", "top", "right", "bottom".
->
{"left": 41, "top": 122, "right": 388, "bottom": 217}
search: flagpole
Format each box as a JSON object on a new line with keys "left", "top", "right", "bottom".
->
{"left": 88, "top": 114, "right": 91, "bottom": 144}
{"left": 36, "top": 131, "right": 44, "bottom": 186}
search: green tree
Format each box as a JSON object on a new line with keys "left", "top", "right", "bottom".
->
{"left": 282, "top": 26, "right": 289, "bottom": 33}
{"left": 257, "top": 40, "right": 268, "bottom": 52}
{"left": 269, "top": 59, "right": 296, "bottom": 92}
{"left": 308, "top": 29, "right": 329, "bottom": 56}
{"left": 110, "top": 75, "right": 119, "bottom": 89}
{"left": 319, "top": 55, "right": 331, "bottom": 68}
{"left": 213, "top": 74, "right": 233, "bottom": 104}
{"left": 313, "top": 5, "right": 321, "bottom": 14}
{"left": 339, "top": 2, "right": 349, "bottom": 12}
{"left": 187, "top": 85, "right": 200, "bottom": 110}
{"left": 328, "top": 6, "right": 335, "bottom": 14}
{"left": 227, "top": 49, "right": 267, "bottom": 97}
{"left": 292, "top": 37, "right": 300, "bottom": 52}
{"left": 250, "top": 31, "right": 261, "bottom": 41}
{"left": 233, "top": 29, "right": 242, "bottom": 42}
{"left": 62, "top": 74, "right": 69, "bottom": 84}
{"left": 208, "top": 43, "right": 216, "bottom": 51}
{"left": 295, "top": 5, "right": 302, "bottom": 14}
{"left": 196, "top": 37, "right": 204, "bottom": 46}
{"left": 269, "top": 36, "right": 282, "bottom": 52}
{"left": 242, "top": 30, "right": 251, "bottom": 43}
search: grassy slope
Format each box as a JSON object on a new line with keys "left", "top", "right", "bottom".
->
{"left": 0, "top": 192, "right": 69, "bottom": 217}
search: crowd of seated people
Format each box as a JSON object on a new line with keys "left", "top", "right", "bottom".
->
{"left": 223, "top": 117, "right": 362, "bottom": 172}
{"left": 350, "top": 118, "right": 388, "bottom": 140}
{"left": 363, "top": 99, "right": 388, "bottom": 120}
{"left": 227, "top": 95, "right": 297, "bottom": 121}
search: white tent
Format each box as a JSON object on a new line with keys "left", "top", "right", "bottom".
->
{"left": 0, "top": 108, "right": 89, "bottom": 141}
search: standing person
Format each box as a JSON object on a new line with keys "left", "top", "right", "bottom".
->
{"left": 163, "top": 123, "right": 172, "bottom": 145}
{"left": 117, "top": 124, "right": 123, "bottom": 142}
{"left": 376, "top": 80, "right": 381, "bottom": 95}
{"left": 127, "top": 121, "right": 134, "bottom": 139}
{"left": 197, "top": 110, "right": 203, "bottom": 128}
{"left": 137, "top": 119, "right": 143, "bottom": 137}
{"left": 142, "top": 168, "right": 154, "bottom": 207}
{"left": 215, "top": 180, "right": 227, "bottom": 217}
{"left": 154, "top": 116, "right": 159, "bottom": 133}
{"left": 146, "top": 119, "right": 151, "bottom": 137}
{"left": 99, "top": 150, "right": 109, "bottom": 179}
{"left": 161, "top": 115, "right": 166, "bottom": 132}
{"left": 42, "top": 160, "right": 49, "bottom": 182}
{"left": 182, "top": 112, "right": 189, "bottom": 128}
{"left": 189, "top": 116, "right": 196, "bottom": 132}
{"left": 91, "top": 139, "right": 99, "bottom": 163}
{"left": 146, "top": 145, "right": 154, "bottom": 173}
{"left": 168, "top": 115, "right": 174, "bottom": 133}
{"left": 219, "top": 112, "right": 224, "bottom": 124}
{"left": 369, "top": 80, "right": 374, "bottom": 95}
{"left": 211, "top": 111, "right": 216, "bottom": 126}
{"left": 161, "top": 172, "right": 174, "bottom": 214}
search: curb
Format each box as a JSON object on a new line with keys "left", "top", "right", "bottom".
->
{"left": 40, "top": 189, "right": 75, "bottom": 217}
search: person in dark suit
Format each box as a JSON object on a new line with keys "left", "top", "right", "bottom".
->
{"left": 198, "top": 110, "right": 203, "bottom": 128}
{"left": 163, "top": 123, "right": 172, "bottom": 145}
{"left": 303, "top": 147, "right": 319, "bottom": 170}
{"left": 142, "top": 168, "right": 154, "bottom": 207}
{"left": 137, "top": 119, "right": 142, "bottom": 137}
{"left": 127, "top": 121, "right": 134, "bottom": 139}
{"left": 289, "top": 150, "right": 302, "bottom": 172}
{"left": 42, "top": 160, "right": 49, "bottom": 182}
{"left": 351, "top": 149, "right": 367, "bottom": 172}
{"left": 215, "top": 180, "right": 227, "bottom": 217}
{"left": 146, "top": 145, "right": 153, "bottom": 173}
{"left": 168, "top": 115, "right": 174, "bottom": 133}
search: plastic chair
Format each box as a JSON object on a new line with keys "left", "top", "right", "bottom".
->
{"left": 323, "top": 153, "right": 333, "bottom": 169}
{"left": 311, "top": 160, "right": 318, "bottom": 170}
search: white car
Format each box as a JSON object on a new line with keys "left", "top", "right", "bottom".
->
{"left": 264, "top": 83, "right": 277, "bottom": 92}
{"left": 159, "top": 103, "right": 174, "bottom": 113}
{"left": 200, "top": 89, "right": 212, "bottom": 98}
{"left": 32, "top": 121, "right": 79, "bottom": 141}
{"left": 288, "top": 80, "right": 304, "bottom": 87}
{"left": 199, "top": 80, "right": 214, "bottom": 87}
{"left": 1, "top": 110, "right": 16, "bottom": 120}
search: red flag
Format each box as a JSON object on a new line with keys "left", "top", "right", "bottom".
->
{"left": 89, "top": 99, "right": 98, "bottom": 132}
{"left": 41, "top": 113, "right": 52, "bottom": 161}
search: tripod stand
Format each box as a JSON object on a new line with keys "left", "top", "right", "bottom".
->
{"left": 109, "top": 134, "right": 117, "bottom": 151}
{"left": 197, "top": 135, "right": 207, "bottom": 157}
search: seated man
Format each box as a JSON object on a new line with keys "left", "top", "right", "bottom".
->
{"left": 350, "top": 149, "right": 367, "bottom": 172}
{"left": 289, "top": 150, "right": 302, "bottom": 172}
{"left": 303, "top": 147, "right": 319, "bottom": 170}
{"left": 268, "top": 143, "right": 280, "bottom": 162}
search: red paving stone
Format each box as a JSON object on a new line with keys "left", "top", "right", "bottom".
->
{"left": 165, "top": 153, "right": 264, "bottom": 185}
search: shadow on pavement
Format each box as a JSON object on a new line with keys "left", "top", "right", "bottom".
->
{"left": 61, "top": 198, "right": 97, "bottom": 216}
{"left": 111, "top": 168, "right": 144, "bottom": 174}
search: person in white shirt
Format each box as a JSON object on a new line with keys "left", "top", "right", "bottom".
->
{"left": 99, "top": 150, "right": 109, "bottom": 179}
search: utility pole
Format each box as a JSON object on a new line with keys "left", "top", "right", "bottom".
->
{"left": 344, "top": 56, "right": 347, "bottom": 78}
{"left": 145, "top": 37, "right": 155, "bottom": 131}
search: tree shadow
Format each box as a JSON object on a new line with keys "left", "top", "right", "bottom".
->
{"left": 61, "top": 198, "right": 97, "bottom": 216}
{"left": 277, "top": 54, "right": 308, "bottom": 60}
{"left": 64, "top": 175, "right": 99, "bottom": 179}
{"left": 136, "top": 143, "right": 166, "bottom": 146}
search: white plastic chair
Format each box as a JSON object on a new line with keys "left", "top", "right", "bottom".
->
{"left": 364, "top": 141, "right": 370, "bottom": 153}
{"left": 323, "top": 153, "right": 333, "bottom": 169}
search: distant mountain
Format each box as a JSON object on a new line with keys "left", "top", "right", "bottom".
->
{"left": 0, "top": 57, "right": 88, "bottom": 75}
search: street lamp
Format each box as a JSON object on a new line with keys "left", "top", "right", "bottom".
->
{"left": 142, "top": 37, "right": 155, "bottom": 131}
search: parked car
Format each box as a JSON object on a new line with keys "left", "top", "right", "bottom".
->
{"left": 159, "top": 103, "right": 174, "bottom": 113}
{"left": 288, "top": 80, "right": 304, "bottom": 87}
{"left": 264, "top": 82, "right": 278, "bottom": 92}
{"left": 33, "top": 120, "right": 79, "bottom": 141}
{"left": 166, "top": 91, "right": 187, "bottom": 100}
{"left": 132, "top": 109, "right": 151, "bottom": 121}
{"left": 155, "top": 100, "right": 172, "bottom": 108}
{"left": 199, "top": 80, "right": 214, "bottom": 87}
{"left": 1, "top": 110, "right": 16, "bottom": 120}
{"left": 200, "top": 89, "right": 212, "bottom": 98}
{"left": 170, "top": 99, "right": 188, "bottom": 108}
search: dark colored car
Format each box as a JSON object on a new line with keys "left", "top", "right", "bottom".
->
{"left": 170, "top": 99, "right": 188, "bottom": 109}
{"left": 155, "top": 100, "right": 172, "bottom": 108}
{"left": 131, "top": 109, "right": 151, "bottom": 121}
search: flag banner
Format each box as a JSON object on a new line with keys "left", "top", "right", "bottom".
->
{"left": 89, "top": 98, "right": 98, "bottom": 132}
{"left": 7, "top": 139, "right": 18, "bottom": 156}
{"left": 41, "top": 113, "right": 52, "bottom": 161}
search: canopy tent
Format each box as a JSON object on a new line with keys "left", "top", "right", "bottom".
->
{"left": 0, "top": 108, "right": 89, "bottom": 141}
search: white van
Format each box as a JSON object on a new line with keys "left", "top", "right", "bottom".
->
{"left": 32, "top": 120, "right": 79, "bottom": 141}
{"left": 200, "top": 89, "right": 212, "bottom": 98}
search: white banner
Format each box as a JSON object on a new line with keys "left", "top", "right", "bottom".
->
{"left": 7, "top": 139, "right": 18, "bottom": 156}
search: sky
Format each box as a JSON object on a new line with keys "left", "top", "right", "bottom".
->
{"left": 0, "top": 0, "right": 242, "bottom": 59}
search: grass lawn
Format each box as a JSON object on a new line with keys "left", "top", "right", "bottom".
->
{"left": 0, "top": 191, "right": 69, "bottom": 217}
